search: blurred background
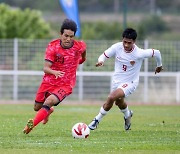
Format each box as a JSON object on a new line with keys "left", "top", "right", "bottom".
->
{"left": 0, "top": 0, "right": 180, "bottom": 104}
{"left": 1, "top": 0, "right": 180, "bottom": 40}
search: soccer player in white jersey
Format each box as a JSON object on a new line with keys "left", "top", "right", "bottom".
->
{"left": 88, "top": 28, "right": 163, "bottom": 131}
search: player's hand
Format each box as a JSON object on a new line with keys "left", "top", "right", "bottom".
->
{"left": 95, "top": 61, "right": 104, "bottom": 67}
{"left": 155, "top": 66, "right": 163, "bottom": 74}
{"left": 54, "top": 71, "right": 65, "bottom": 79}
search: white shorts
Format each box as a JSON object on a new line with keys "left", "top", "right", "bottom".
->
{"left": 111, "top": 81, "right": 138, "bottom": 97}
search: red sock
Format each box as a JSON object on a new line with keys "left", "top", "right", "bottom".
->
{"left": 33, "top": 108, "right": 48, "bottom": 126}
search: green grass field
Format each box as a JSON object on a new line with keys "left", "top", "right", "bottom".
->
{"left": 0, "top": 104, "right": 179, "bottom": 154}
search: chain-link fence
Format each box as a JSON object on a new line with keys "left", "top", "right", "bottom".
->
{"left": 0, "top": 39, "right": 179, "bottom": 104}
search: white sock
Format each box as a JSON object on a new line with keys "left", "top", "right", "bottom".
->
{"left": 95, "top": 107, "right": 108, "bottom": 122}
{"left": 121, "top": 106, "right": 130, "bottom": 119}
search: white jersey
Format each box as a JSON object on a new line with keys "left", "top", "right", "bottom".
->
{"left": 100, "top": 42, "right": 162, "bottom": 84}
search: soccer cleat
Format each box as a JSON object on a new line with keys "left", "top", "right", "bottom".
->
{"left": 124, "top": 110, "right": 133, "bottom": 131}
{"left": 88, "top": 118, "right": 99, "bottom": 130}
{"left": 42, "top": 107, "right": 54, "bottom": 124}
{"left": 23, "top": 119, "right": 34, "bottom": 134}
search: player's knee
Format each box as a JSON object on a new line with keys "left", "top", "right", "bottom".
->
{"left": 115, "top": 101, "right": 119, "bottom": 106}
{"left": 34, "top": 106, "right": 40, "bottom": 111}
{"left": 107, "top": 95, "right": 116, "bottom": 103}
{"left": 34, "top": 102, "right": 43, "bottom": 111}
{"left": 44, "top": 95, "right": 58, "bottom": 106}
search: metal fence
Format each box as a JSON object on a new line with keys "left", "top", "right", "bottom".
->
{"left": 0, "top": 39, "right": 180, "bottom": 104}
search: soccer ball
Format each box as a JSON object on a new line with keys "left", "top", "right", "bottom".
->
{"left": 72, "top": 122, "right": 90, "bottom": 139}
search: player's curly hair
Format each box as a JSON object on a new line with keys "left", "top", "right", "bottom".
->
{"left": 60, "top": 19, "right": 77, "bottom": 35}
{"left": 122, "top": 28, "right": 137, "bottom": 40}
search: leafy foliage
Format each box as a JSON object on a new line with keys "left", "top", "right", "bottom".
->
{"left": 2, "top": 0, "right": 180, "bottom": 13}
{"left": 137, "top": 15, "right": 169, "bottom": 40}
{"left": 81, "top": 22, "right": 124, "bottom": 40}
{"left": 81, "top": 18, "right": 169, "bottom": 41}
{"left": 0, "top": 3, "right": 51, "bottom": 39}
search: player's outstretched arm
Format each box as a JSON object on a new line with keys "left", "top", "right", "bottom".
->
{"left": 155, "top": 66, "right": 163, "bottom": 74}
{"left": 95, "top": 61, "right": 104, "bottom": 67}
{"left": 96, "top": 53, "right": 107, "bottom": 67}
{"left": 79, "top": 50, "right": 86, "bottom": 64}
{"left": 153, "top": 49, "right": 163, "bottom": 74}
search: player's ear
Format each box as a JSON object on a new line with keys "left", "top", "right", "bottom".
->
{"left": 59, "top": 32, "right": 63, "bottom": 38}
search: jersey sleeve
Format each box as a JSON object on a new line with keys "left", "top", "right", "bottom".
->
{"left": 98, "top": 43, "right": 118, "bottom": 62}
{"left": 78, "top": 41, "right": 86, "bottom": 54}
{"left": 140, "top": 49, "right": 155, "bottom": 58}
{"left": 104, "top": 43, "right": 117, "bottom": 58}
{"left": 140, "top": 49, "right": 162, "bottom": 66}
{"left": 44, "top": 43, "right": 55, "bottom": 62}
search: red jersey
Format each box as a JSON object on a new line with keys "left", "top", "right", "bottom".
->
{"left": 43, "top": 39, "right": 86, "bottom": 89}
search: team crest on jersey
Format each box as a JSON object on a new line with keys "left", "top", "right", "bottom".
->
{"left": 130, "top": 60, "right": 135, "bottom": 66}
{"left": 56, "top": 53, "right": 64, "bottom": 64}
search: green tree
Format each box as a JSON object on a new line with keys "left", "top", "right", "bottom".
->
{"left": 81, "top": 22, "right": 123, "bottom": 40}
{"left": 0, "top": 3, "right": 51, "bottom": 39}
{"left": 137, "top": 15, "right": 169, "bottom": 40}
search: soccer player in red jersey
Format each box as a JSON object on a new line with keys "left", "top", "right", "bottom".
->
{"left": 23, "top": 19, "right": 86, "bottom": 134}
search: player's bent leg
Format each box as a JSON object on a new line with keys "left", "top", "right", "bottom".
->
{"left": 124, "top": 110, "right": 133, "bottom": 130}
{"left": 115, "top": 97, "right": 133, "bottom": 130}
{"left": 88, "top": 118, "right": 99, "bottom": 130}
{"left": 41, "top": 94, "right": 59, "bottom": 124}
{"left": 88, "top": 92, "right": 118, "bottom": 131}
{"left": 23, "top": 105, "right": 51, "bottom": 134}
{"left": 23, "top": 119, "right": 34, "bottom": 134}
{"left": 42, "top": 107, "right": 54, "bottom": 124}
{"left": 88, "top": 106, "right": 108, "bottom": 130}
{"left": 34, "top": 101, "right": 43, "bottom": 111}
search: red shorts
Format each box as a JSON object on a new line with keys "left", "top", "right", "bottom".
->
{"left": 35, "top": 82, "right": 72, "bottom": 105}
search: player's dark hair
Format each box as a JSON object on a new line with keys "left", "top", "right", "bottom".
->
{"left": 60, "top": 19, "right": 77, "bottom": 35}
{"left": 122, "top": 28, "right": 137, "bottom": 40}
